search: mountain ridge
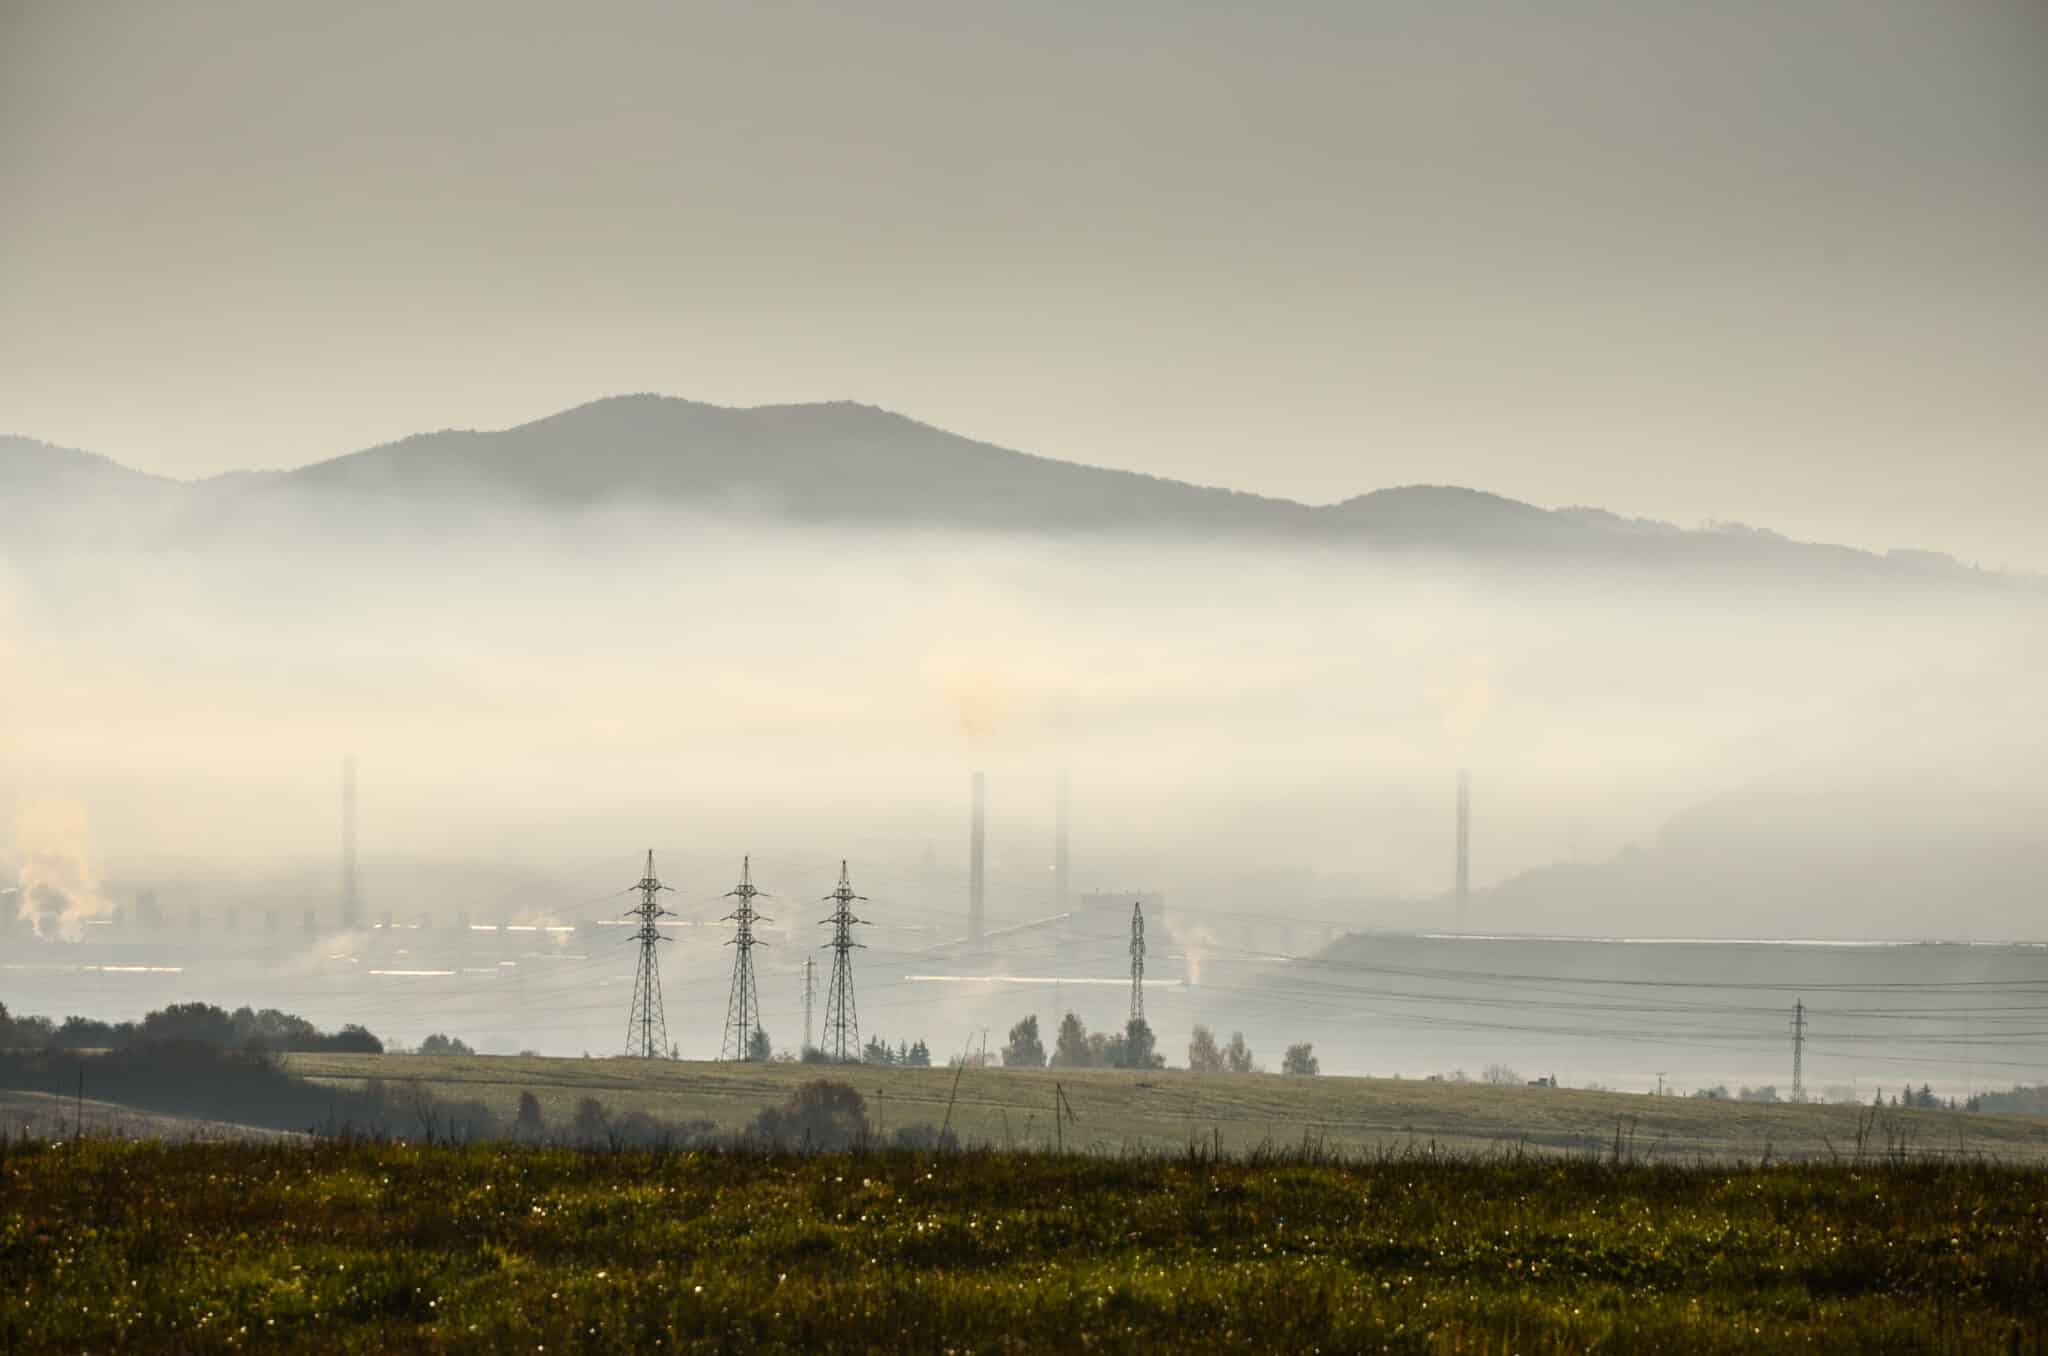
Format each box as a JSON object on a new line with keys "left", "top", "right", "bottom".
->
{"left": 0, "top": 395, "right": 2017, "bottom": 584}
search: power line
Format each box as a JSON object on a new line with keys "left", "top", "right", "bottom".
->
{"left": 719, "top": 857, "right": 770, "bottom": 1061}
{"left": 622, "top": 850, "right": 674, "bottom": 1059}
{"left": 819, "top": 861, "right": 868, "bottom": 1062}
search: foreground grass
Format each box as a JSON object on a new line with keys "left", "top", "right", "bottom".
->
{"left": 4, "top": 1139, "right": 2046, "bottom": 1352}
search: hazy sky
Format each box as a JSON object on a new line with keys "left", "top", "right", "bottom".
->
{"left": 5, "top": 1, "right": 2045, "bottom": 565}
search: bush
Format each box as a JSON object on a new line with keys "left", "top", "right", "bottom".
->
{"left": 417, "top": 1033, "right": 475, "bottom": 1056}
{"left": 572, "top": 1097, "right": 610, "bottom": 1144}
{"left": 751, "top": 1079, "right": 871, "bottom": 1151}
{"left": 516, "top": 1091, "right": 545, "bottom": 1138}
{"left": 891, "top": 1122, "right": 960, "bottom": 1152}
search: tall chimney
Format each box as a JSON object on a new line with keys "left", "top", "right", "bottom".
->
{"left": 969, "top": 770, "right": 986, "bottom": 943}
{"left": 1455, "top": 769, "right": 1471, "bottom": 930}
{"left": 341, "top": 754, "right": 359, "bottom": 930}
{"left": 1054, "top": 769, "right": 1070, "bottom": 914}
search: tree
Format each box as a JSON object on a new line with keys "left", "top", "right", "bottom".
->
{"left": 1483, "top": 1063, "right": 1522, "bottom": 1087}
{"left": 1003, "top": 1015, "right": 1047, "bottom": 1068}
{"left": 332, "top": 1024, "right": 383, "bottom": 1054}
{"left": 1187, "top": 1024, "right": 1224, "bottom": 1073}
{"left": 515, "top": 1090, "right": 545, "bottom": 1139}
{"left": 906, "top": 1039, "right": 931, "bottom": 1067}
{"left": 751, "top": 1079, "right": 871, "bottom": 1150}
{"left": 1118, "top": 1017, "right": 1164, "bottom": 1070}
{"left": 140, "top": 1002, "right": 236, "bottom": 1047}
{"left": 1223, "top": 1031, "right": 1256, "bottom": 1074}
{"left": 418, "top": 1033, "right": 475, "bottom": 1056}
{"left": 572, "top": 1096, "right": 610, "bottom": 1144}
{"left": 863, "top": 1036, "right": 895, "bottom": 1065}
{"left": 746, "top": 1028, "right": 772, "bottom": 1062}
{"left": 1051, "top": 1012, "right": 1094, "bottom": 1068}
{"left": 1281, "top": 1042, "right": 1319, "bottom": 1076}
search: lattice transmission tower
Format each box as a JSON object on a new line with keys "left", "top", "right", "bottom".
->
{"left": 1129, "top": 900, "right": 1146, "bottom": 1024}
{"left": 1791, "top": 999, "right": 1807, "bottom": 1103}
{"left": 720, "top": 857, "right": 771, "bottom": 1061}
{"left": 818, "top": 861, "right": 869, "bottom": 1062}
{"left": 622, "top": 849, "right": 675, "bottom": 1059}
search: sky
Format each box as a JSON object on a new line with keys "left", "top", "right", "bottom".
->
{"left": 4, "top": 0, "right": 2046, "bottom": 567}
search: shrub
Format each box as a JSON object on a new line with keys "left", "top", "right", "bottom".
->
{"left": 891, "top": 1122, "right": 960, "bottom": 1151}
{"left": 417, "top": 1033, "right": 475, "bottom": 1056}
{"left": 751, "top": 1079, "right": 871, "bottom": 1151}
{"left": 516, "top": 1091, "right": 545, "bottom": 1137}
{"left": 1281, "top": 1043, "right": 1319, "bottom": 1076}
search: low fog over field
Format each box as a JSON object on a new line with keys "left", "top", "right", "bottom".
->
{"left": 3, "top": 397, "right": 2044, "bottom": 1087}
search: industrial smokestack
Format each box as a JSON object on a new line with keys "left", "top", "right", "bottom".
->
{"left": 1455, "top": 769, "right": 1471, "bottom": 930}
{"left": 1054, "top": 769, "right": 1070, "bottom": 914}
{"left": 969, "top": 770, "right": 986, "bottom": 943}
{"left": 341, "top": 754, "right": 359, "bottom": 930}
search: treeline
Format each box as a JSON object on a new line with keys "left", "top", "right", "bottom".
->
{"left": 0, "top": 1001, "right": 382, "bottom": 1055}
{"left": 994, "top": 1014, "right": 1318, "bottom": 1075}
{"left": 0, "top": 1043, "right": 495, "bottom": 1139}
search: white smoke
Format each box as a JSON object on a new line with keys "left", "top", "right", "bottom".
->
{"left": 12, "top": 798, "right": 107, "bottom": 940}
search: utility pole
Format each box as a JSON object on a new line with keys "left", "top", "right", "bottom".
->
{"left": 819, "top": 861, "right": 869, "bottom": 1062}
{"left": 720, "top": 857, "right": 771, "bottom": 1061}
{"left": 1129, "top": 900, "right": 1146, "bottom": 1025}
{"left": 803, "top": 956, "right": 816, "bottom": 1055}
{"left": 622, "top": 850, "right": 675, "bottom": 1059}
{"left": 1791, "top": 999, "right": 1807, "bottom": 1103}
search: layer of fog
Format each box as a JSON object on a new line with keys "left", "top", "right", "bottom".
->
{"left": 6, "top": 488, "right": 2042, "bottom": 944}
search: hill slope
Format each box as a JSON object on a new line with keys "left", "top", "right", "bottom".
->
{"left": 1, "top": 395, "right": 2013, "bottom": 585}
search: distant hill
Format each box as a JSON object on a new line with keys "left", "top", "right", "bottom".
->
{"left": 0, "top": 395, "right": 2022, "bottom": 586}
{"left": 0, "top": 434, "right": 172, "bottom": 497}
{"left": 1463, "top": 783, "right": 2048, "bottom": 941}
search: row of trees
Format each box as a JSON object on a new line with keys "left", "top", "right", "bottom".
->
{"left": 997, "top": 1015, "right": 1318, "bottom": 1075}
{"left": 0, "top": 1001, "right": 383, "bottom": 1055}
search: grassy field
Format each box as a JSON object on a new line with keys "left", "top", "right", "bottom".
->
{"left": 0, "top": 1091, "right": 302, "bottom": 1144}
{"left": 4, "top": 1135, "right": 2045, "bottom": 1352}
{"left": 286, "top": 1052, "right": 2048, "bottom": 1163}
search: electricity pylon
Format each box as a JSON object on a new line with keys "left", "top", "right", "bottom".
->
{"left": 622, "top": 849, "right": 675, "bottom": 1059}
{"left": 1791, "top": 999, "right": 1807, "bottom": 1102}
{"left": 1129, "top": 900, "right": 1146, "bottom": 1024}
{"left": 819, "top": 861, "right": 868, "bottom": 1062}
{"left": 720, "top": 857, "right": 771, "bottom": 1061}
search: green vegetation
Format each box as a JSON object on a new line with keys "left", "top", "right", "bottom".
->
{"left": 286, "top": 1053, "right": 2048, "bottom": 1164}
{"left": 4, "top": 1134, "right": 2045, "bottom": 1351}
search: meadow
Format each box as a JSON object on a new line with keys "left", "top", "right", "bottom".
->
{"left": 4, "top": 1133, "right": 2046, "bottom": 1352}
{"left": 287, "top": 1052, "right": 2048, "bottom": 1164}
